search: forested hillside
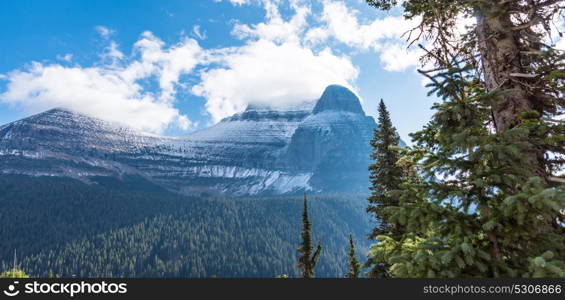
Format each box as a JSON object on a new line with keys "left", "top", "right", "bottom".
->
{"left": 0, "top": 175, "right": 370, "bottom": 277}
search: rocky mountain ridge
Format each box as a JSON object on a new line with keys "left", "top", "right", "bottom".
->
{"left": 0, "top": 85, "right": 381, "bottom": 195}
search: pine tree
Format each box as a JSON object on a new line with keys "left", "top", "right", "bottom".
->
{"left": 346, "top": 234, "right": 361, "bottom": 279}
{"left": 1, "top": 250, "right": 30, "bottom": 278}
{"left": 366, "top": 0, "right": 564, "bottom": 277}
{"left": 297, "top": 193, "right": 322, "bottom": 278}
{"left": 368, "top": 99, "right": 405, "bottom": 238}
{"left": 366, "top": 99, "right": 405, "bottom": 277}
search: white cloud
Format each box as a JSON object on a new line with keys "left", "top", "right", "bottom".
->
{"left": 310, "top": 0, "right": 418, "bottom": 47}
{"left": 107, "top": 41, "right": 125, "bottom": 59}
{"left": 232, "top": 0, "right": 310, "bottom": 44}
{"left": 192, "top": 25, "right": 207, "bottom": 40}
{"left": 216, "top": 0, "right": 251, "bottom": 5}
{"left": 56, "top": 53, "right": 73, "bottom": 62}
{"left": 1, "top": 0, "right": 428, "bottom": 132}
{"left": 95, "top": 25, "right": 114, "bottom": 38}
{"left": 0, "top": 33, "right": 202, "bottom": 133}
{"left": 193, "top": 40, "right": 359, "bottom": 122}
{"left": 192, "top": 0, "right": 360, "bottom": 122}
{"left": 379, "top": 44, "right": 421, "bottom": 72}
{"left": 193, "top": 0, "right": 424, "bottom": 122}
{"left": 304, "top": 0, "right": 421, "bottom": 71}
{"left": 99, "top": 41, "right": 125, "bottom": 66}
{"left": 125, "top": 32, "right": 204, "bottom": 102}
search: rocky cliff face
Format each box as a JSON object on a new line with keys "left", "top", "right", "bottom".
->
{"left": 288, "top": 85, "right": 376, "bottom": 192}
{"left": 0, "top": 85, "right": 382, "bottom": 196}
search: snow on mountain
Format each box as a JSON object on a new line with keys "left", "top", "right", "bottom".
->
{"left": 313, "top": 84, "right": 365, "bottom": 115}
{"left": 0, "top": 85, "right": 382, "bottom": 196}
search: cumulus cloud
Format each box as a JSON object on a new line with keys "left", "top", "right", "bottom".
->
{"left": 126, "top": 31, "right": 203, "bottom": 102}
{"left": 379, "top": 44, "right": 422, "bottom": 72}
{"left": 194, "top": 40, "right": 359, "bottom": 122}
{"left": 229, "top": 0, "right": 424, "bottom": 74}
{"left": 0, "top": 32, "right": 203, "bottom": 133}
{"left": 309, "top": 1, "right": 414, "bottom": 48}
{"left": 306, "top": 0, "right": 422, "bottom": 71}
{"left": 106, "top": 41, "right": 125, "bottom": 60}
{"left": 193, "top": 0, "right": 361, "bottom": 122}
{"left": 232, "top": 0, "right": 310, "bottom": 44}
{"left": 2, "top": 0, "right": 426, "bottom": 132}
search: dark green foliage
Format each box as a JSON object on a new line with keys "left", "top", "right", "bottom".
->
{"left": 367, "top": 99, "right": 405, "bottom": 237}
{"left": 297, "top": 194, "right": 322, "bottom": 278}
{"left": 0, "top": 176, "right": 369, "bottom": 277}
{"left": 345, "top": 235, "right": 361, "bottom": 279}
{"left": 366, "top": 0, "right": 397, "bottom": 10}
{"left": 0, "top": 175, "right": 179, "bottom": 262}
{"left": 366, "top": 0, "right": 564, "bottom": 278}
{"left": 366, "top": 99, "right": 405, "bottom": 276}
{"left": 367, "top": 67, "right": 565, "bottom": 277}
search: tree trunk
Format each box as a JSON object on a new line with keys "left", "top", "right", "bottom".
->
{"left": 475, "top": 4, "right": 546, "bottom": 180}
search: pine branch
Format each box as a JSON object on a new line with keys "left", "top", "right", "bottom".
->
{"left": 548, "top": 176, "right": 565, "bottom": 184}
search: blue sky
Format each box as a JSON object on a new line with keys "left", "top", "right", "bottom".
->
{"left": 0, "top": 0, "right": 438, "bottom": 142}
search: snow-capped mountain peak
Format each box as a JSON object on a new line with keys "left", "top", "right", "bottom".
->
{"left": 313, "top": 85, "right": 364, "bottom": 115}
{"left": 0, "top": 85, "right": 382, "bottom": 196}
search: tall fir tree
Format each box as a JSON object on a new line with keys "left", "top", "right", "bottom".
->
{"left": 366, "top": 99, "right": 405, "bottom": 277}
{"left": 366, "top": 0, "right": 565, "bottom": 277}
{"left": 297, "top": 193, "right": 322, "bottom": 278}
{"left": 346, "top": 234, "right": 361, "bottom": 279}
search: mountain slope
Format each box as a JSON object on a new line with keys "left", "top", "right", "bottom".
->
{"left": 0, "top": 175, "right": 370, "bottom": 277}
{"left": 0, "top": 85, "right": 382, "bottom": 195}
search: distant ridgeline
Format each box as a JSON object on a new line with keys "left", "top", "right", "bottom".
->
{"left": 0, "top": 85, "right": 393, "bottom": 196}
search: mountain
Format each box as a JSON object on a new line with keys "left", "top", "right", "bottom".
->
{"left": 0, "top": 85, "right": 381, "bottom": 196}
{"left": 0, "top": 85, "right": 380, "bottom": 278}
